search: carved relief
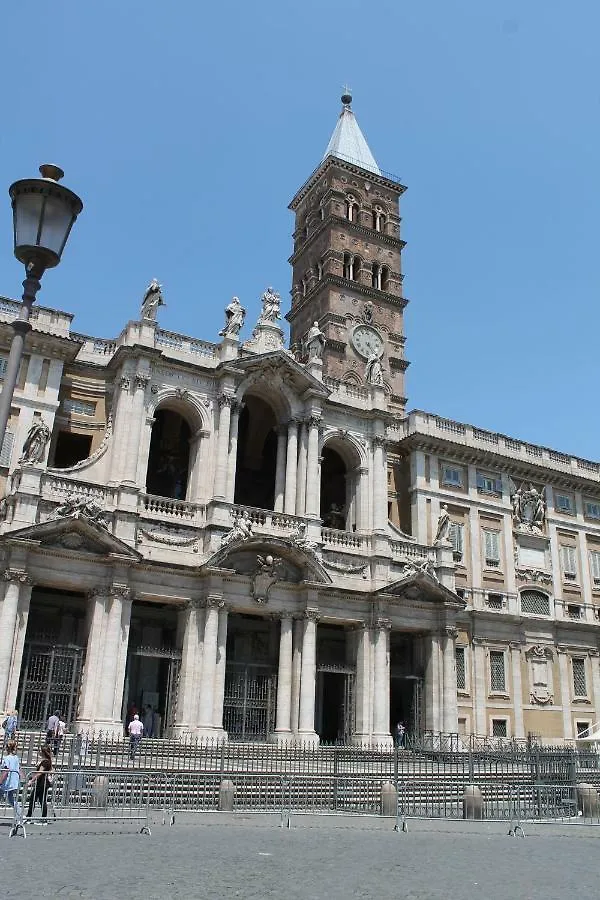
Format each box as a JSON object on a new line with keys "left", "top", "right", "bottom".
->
{"left": 511, "top": 483, "right": 546, "bottom": 534}
{"left": 52, "top": 496, "right": 110, "bottom": 530}
{"left": 251, "top": 554, "right": 286, "bottom": 605}
{"left": 525, "top": 645, "right": 555, "bottom": 705}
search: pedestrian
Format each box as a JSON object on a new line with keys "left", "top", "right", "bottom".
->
{"left": 25, "top": 745, "right": 53, "bottom": 823}
{"left": 46, "top": 709, "right": 61, "bottom": 746}
{"left": 53, "top": 718, "right": 66, "bottom": 758}
{"left": 0, "top": 739, "right": 23, "bottom": 821}
{"left": 143, "top": 704, "right": 155, "bottom": 739}
{"left": 395, "top": 721, "right": 406, "bottom": 749}
{"left": 128, "top": 713, "right": 143, "bottom": 761}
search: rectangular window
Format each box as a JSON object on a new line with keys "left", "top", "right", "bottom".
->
{"left": 491, "top": 718, "right": 508, "bottom": 738}
{"left": 585, "top": 501, "right": 600, "bottom": 520}
{"left": 456, "top": 647, "right": 466, "bottom": 691}
{"left": 442, "top": 465, "right": 463, "bottom": 488}
{"left": 572, "top": 658, "right": 587, "bottom": 698}
{"left": 590, "top": 550, "right": 600, "bottom": 586}
{"left": 520, "top": 590, "right": 551, "bottom": 616}
{"left": 560, "top": 545, "right": 578, "bottom": 581}
{"left": 489, "top": 650, "right": 506, "bottom": 693}
{"left": 486, "top": 593, "right": 504, "bottom": 610}
{"left": 577, "top": 721, "right": 591, "bottom": 738}
{"left": 483, "top": 529, "right": 501, "bottom": 567}
{"left": 555, "top": 493, "right": 574, "bottom": 514}
{"left": 0, "top": 430, "right": 14, "bottom": 468}
{"left": 476, "top": 471, "right": 502, "bottom": 495}
{"left": 63, "top": 398, "right": 97, "bottom": 417}
{"left": 449, "top": 522, "right": 464, "bottom": 561}
{"left": 567, "top": 604, "right": 582, "bottom": 619}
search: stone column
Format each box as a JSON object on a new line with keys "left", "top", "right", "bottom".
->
{"left": 174, "top": 601, "right": 203, "bottom": 735}
{"left": 558, "top": 649, "right": 574, "bottom": 740}
{"left": 297, "top": 609, "right": 319, "bottom": 744}
{"left": 212, "top": 605, "right": 229, "bottom": 736}
{"left": 274, "top": 426, "right": 287, "bottom": 512}
{"left": 225, "top": 403, "right": 241, "bottom": 503}
{"left": 356, "top": 467, "right": 369, "bottom": 532}
{"left": 424, "top": 631, "right": 442, "bottom": 733}
{"left": 295, "top": 420, "right": 308, "bottom": 516}
{"left": 5, "top": 577, "right": 33, "bottom": 712}
{"left": 304, "top": 417, "right": 321, "bottom": 518}
{"left": 352, "top": 623, "right": 371, "bottom": 745}
{"left": 0, "top": 571, "right": 32, "bottom": 710}
{"left": 213, "top": 395, "right": 232, "bottom": 500}
{"left": 510, "top": 643, "right": 525, "bottom": 739}
{"left": 372, "top": 434, "right": 387, "bottom": 532}
{"left": 472, "top": 638, "right": 487, "bottom": 737}
{"left": 77, "top": 587, "right": 109, "bottom": 729}
{"left": 290, "top": 617, "right": 303, "bottom": 734}
{"left": 272, "top": 615, "right": 294, "bottom": 743}
{"left": 372, "top": 618, "right": 392, "bottom": 746}
{"left": 197, "top": 596, "right": 222, "bottom": 736}
{"left": 442, "top": 627, "right": 459, "bottom": 734}
{"left": 108, "top": 375, "right": 132, "bottom": 484}
{"left": 97, "top": 587, "right": 132, "bottom": 733}
{"left": 284, "top": 419, "right": 299, "bottom": 515}
{"left": 122, "top": 373, "right": 149, "bottom": 484}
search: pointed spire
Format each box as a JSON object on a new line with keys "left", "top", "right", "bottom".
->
{"left": 322, "top": 92, "right": 381, "bottom": 176}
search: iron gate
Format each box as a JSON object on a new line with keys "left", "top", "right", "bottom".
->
{"left": 18, "top": 642, "right": 84, "bottom": 728}
{"left": 223, "top": 662, "right": 277, "bottom": 740}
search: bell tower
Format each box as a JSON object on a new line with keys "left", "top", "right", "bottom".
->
{"left": 287, "top": 93, "right": 409, "bottom": 412}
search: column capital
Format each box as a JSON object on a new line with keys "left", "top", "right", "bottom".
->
{"left": 204, "top": 594, "right": 225, "bottom": 609}
{"left": 372, "top": 434, "right": 386, "bottom": 449}
{"left": 2, "top": 569, "right": 32, "bottom": 586}
{"left": 307, "top": 415, "right": 322, "bottom": 430}
{"left": 110, "top": 583, "right": 133, "bottom": 603}
{"left": 184, "top": 598, "right": 203, "bottom": 611}
{"left": 444, "top": 626, "right": 458, "bottom": 641}
{"left": 375, "top": 617, "right": 392, "bottom": 631}
{"left": 134, "top": 373, "right": 150, "bottom": 391}
{"left": 218, "top": 393, "right": 234, "bottom": 409}
{"left": 304, "top": 607, "right": 320, "bottom": 622}
{"left": 119, "top": 375, "right": 132, "bottom": 391}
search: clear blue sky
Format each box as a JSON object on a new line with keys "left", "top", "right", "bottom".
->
{"left": 1, "top": 2, "right": 598, "bottom": 458}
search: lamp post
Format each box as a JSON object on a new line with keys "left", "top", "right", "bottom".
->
{"left": 0, "top": 165, "right": 83, "bottom": 450}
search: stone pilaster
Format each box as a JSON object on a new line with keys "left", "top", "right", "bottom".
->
{"left": 0, "top": 570, "right": 33, "bottom": 709}
{"left": 196, "top": 595, "right": 223, "bottom": 737}
{"left": 226, "top": 403, "right": 242, "bottom": 503}
{"left": 284, "top": 419, "right": 299, "bottom": 515}
{"left": 352, "top": 622, "right": 372, "bottom": 745}
{"left": 510, "top": 642, "right": 525, "bottom": 739}
{"left": 174, "top": 600, "right": 204, "bottom": 735}
{"left": 122, "top": 373, "right": 150, "bottom": 485}
{"left": 271, "top": 615, "right": 294, "bottom": 743}
{"left": 424, "top": 630, "right": 442, "bottom": 733}
{"left": 212, "top": 604, "right": 229, "bottom": 737}
{"left": 557, "top": 649, "right": 574, "bottom": 740}
{"left": 472, "top": 638, "right": 487, "bottom": 736}
{"left": 372, "top": 617, "right": 392, "bottom": 746}
{"left": 274, "top": 425, "right": 287, "bottom": 512}
{"left": 295, "top": 420, "right": 308, "bottom": 516}
{"left": 213, "top": 395, "right": 233, "bottom": 500}
{"left": 372, "top": 433, "right": 387, "bottom": 532}
{"left": 304, "top": 416, "right": 321, "bottom": 518}
{"left": 290, "top": 616, "right": 303, "bottom": 734}
{"left": 442, "top": 626, "right": 459, "bottom": 734}
{"left": 297, "top": 609, "right": 319, "bottom": 745}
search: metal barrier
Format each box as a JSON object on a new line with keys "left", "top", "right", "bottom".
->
{"left": 9, "top": 769, "right": 152, "bottom": 838}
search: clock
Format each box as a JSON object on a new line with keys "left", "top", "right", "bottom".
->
{"left": 350, "top": 324, "right": 384, "bottom": 360}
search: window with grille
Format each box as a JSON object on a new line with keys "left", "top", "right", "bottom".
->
{"left": 0, "top": 430, "right": 14, "bottom": 468}
{"left": 489, "top": 650, "right": 506, "bottom": 693}
{"left": 567, "top": 604, "right": 582, "bottom": 619}
{"left": 449, "top": 522, "right": 464, "bottom": 561}
{"left": 577, "top": 721, "right": 591, "bottom": 738}
{"left": 492, "top": 718, "right": 508, "bottom": 738}
{"left": 585, "top": 501, "right": 600, "bottom": 520}
{"left": 555, "top": 493, "right": 574, "bottom": 514}
{"left": 63, "top": 398, "right": 96, "bottom": 416}
{"left": 442, "top": 465, "right": 463, "bottom": 488}
{"left": 456, "top": 647, "right": 466, "bottom": 691}
{"left": 520, "top": 590, "right": 551, "bottom": 616}
{"left": 0, "top": 355, "right": 7, "bottom": 379}
{"left": 590, "top": 551, "right": 600, "bottom": 586}
{"left": 560, "top": 546, "right": 577, "bottom": 580}
{"left": 476, "top": 471, "right": 502, "bottom": 495}
{"left": 483, "top": 529, "right": 501, "bottom": 567}
{"left": 486, "top": 593, "right": 504, "bottom": 610}
{"left": 572, "top": 658, "right": 587, "bottom": 697}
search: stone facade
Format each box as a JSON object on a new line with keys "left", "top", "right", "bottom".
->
{"left": 0, "top": 98, "right": 597, "bottom": 745}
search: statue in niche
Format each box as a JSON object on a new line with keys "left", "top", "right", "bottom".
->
{"left": 365, "top": 349, "right": 384, "bottom": 386}
{"left": 140, "top": 278, "right": 164, "bottom": 321}
{"left": 323, "top": 503, "right": 346, "bottom": 530}
{"left": 19, "top": 415, "right": 51, "bottom": 465}
{"left": 219, "top": 296, "right": 246, "bottom": 338}
{"left": 434, "top": 504, "right": 452, "bottom": 545}
{"left": 511, "top": 483, "right": 546, "bottom": 533}
{"left": 363, "top": 301, "right": 374, "bottom": 324}
{"left": 305, "top": 321, "right": 326, "bottom": 361}
{"left": 258, "top": 287, "right": 281, "bottom": 323}
{"left": 221, "top": 509, "right": 254, "bottom": 547}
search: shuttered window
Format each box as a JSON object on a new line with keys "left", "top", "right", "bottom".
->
{"left": 483, "top": 529, "right": 501, "bottom": 567}
{"left": 0, "top": 430, "right": 14, "bottom": 467}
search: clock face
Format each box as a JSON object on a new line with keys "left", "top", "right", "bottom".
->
{"left": 351, "top": 324, "right": 384, "bottom": 360}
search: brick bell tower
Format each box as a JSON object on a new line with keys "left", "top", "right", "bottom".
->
{"left": 287, "top": 92, "right": 409, "bottom": 412}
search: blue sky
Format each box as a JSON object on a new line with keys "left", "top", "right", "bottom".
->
{"left": 1, "top": 1, "right": 598, "bottom": 458}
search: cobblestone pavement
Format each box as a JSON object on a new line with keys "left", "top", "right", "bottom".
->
{"left": 0, "top": 814, "right": 598, "bottom": 899}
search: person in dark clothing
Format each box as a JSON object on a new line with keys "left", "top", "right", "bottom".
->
{"left": 25, "top": 745, "right": 53, "bottom": 822}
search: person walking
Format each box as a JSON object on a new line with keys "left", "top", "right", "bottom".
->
{"left": 128, "top": 714, "right": 144, "bottom": 761}
{"left": 0, "top": 739, "right": 23, "bottom": 821}
{"left": 46, "top": 710, "right": 61, "bottom": 747}
{"left": 25, "top": 746, "right": 53, "bottom": 823}
{"left": 395, "top": 721, "right": 406, "bottom": 749}
{"left": 52, "top": 718, "right": 66, "bottom": 758}
{"left": 2, "top": 710, "right": 18, "bottom": 744}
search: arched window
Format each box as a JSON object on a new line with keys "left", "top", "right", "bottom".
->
{"left": 346, "top": 194, "right": 359, "bottom": 223}
{"left": 320, "top": 438, "right": 362, "bottom": 532}
{"left": 372, "top": 263, "right": 381, "bottom": 290}
{"left": 146, "top": 409, "right": 192, "bottom": 500}
{"left": 343, "top": 252, "right": 353, "bottom": 280}
{"left": 372, "top": 205, "right": 386, "bottom": 232}
{"left": 520, "top": 590, "right": 551, "bottom": 616}
{"left": 301, "top": 278, "right": 307, "bottom": 297}
{"left": 352, "top": 256, "right": 361, "bottom": 282}
{"left": 234, "top": 395, "right": 278, "bottom": 510}
{"left": 380, "top": 266, "right": 389, "bottom": 291}
{"left": 315, "top": 262, "right": 323, "bottom": 281}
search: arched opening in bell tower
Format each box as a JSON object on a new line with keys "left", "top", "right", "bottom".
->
{"left": 233, "top": 395, "right": 278, "bottom": 510}
{"left": 146, "top": 409, "right": 192, "bottom": 500}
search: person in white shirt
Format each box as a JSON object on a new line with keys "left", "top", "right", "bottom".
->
{"left": 128, "top": 714, "right": 143, "bottom": 761}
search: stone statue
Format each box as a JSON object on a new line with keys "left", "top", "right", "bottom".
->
{"left": 19, "top": 417, "right": 51, "bottom": 465}
{"left": 512, "top": 483, "right": 546, "bottom": 533}
{"left": 221, "top": 509, "right": 254, "bottom": 547}
{"left": 363, "top": 301, "right": 374, "bottom": 324}
{"left": 140, "top": 278, "right": 164, "bottom": 321}
{"left": 53, "top": 495, "right": 110, "bottom": 529}
{"left": 258, "top": 287, "right": 281, "bottom": 323}
{"left": 305, "top": 321, "right": 326, "bottom": 361}
{"left": 434, "top": 504, "right": 451, "bottom": 545}
{"left": 219, "top": 296, "right": 246, "bottom": 338}
{"left": 324, "top": 503, "right": 346, "bottom": 530}
{"left": 365, "top": 349, "right": 384, "bottom": 386}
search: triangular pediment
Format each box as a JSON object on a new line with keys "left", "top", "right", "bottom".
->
{"left": 377, "top": 570, "right": 465, "bottom": 609}
{"left": 203, "top": 535, "right": 332, "bottom": 585}
{"left": 2, "top": 515, "right": 141, "bottom": 560}
{"left": 222, "top": 350, "right": 330, "bottom": 398}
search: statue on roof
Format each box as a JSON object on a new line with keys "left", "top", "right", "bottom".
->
{"left": 140, "top": 278, "right": 164, "bottom": 321}
{"left": 219, "top": 296, "right": 246, "bottom": 339}
{"left": 365, "top": 348, "right": 384, "bottom": 386}
{"left": 305, "top": 321, "right": 326, "bottom": 361}
{"left": 258, "top": 287, "right": 281, "bottom": 324}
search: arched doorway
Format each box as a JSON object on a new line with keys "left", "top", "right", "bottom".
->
{"left": 320, "top": 440, "right": 361, "bottom": 530}
{"left": 234, "top": 395, "right": 278, "bottom": 510}
{"left": 146, "top": 409, "right": 192, "bottom": 500}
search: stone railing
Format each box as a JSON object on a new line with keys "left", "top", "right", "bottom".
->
{"left": 322, "top": 377, "right": 370, "bottom": 407}
{"left": 390, "top": 539, "right": 436, "bottom": 562}
{"left": 72, "top": 333, "right": 118, "bottom": 362}
{"left": 229, "top": 505, "right": 305, "bottom": 536}
{"left": 407, "top": 410, "right": 600, "bottom": 482}
{"left": 139, "top": 493, "right": 206, "bottom": 525}
{"left": 321, "top": 527, "right": 366, "bottom": 551}
{"left": 41, "top": 473, "right": 110, "bottom": 504}
{"left": 156, "top": 329, "right": 218, "bottom": 362}
{"left": 0, "top": 296, "right": 73, "bottom": 337}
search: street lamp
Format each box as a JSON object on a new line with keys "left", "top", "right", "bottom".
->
{"left": 0, "top": 165, "right": 83, "bottom": 450}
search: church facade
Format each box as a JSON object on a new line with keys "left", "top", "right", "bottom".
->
{"left": 0, "top": 96, "right": 599, "bottom": 745}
